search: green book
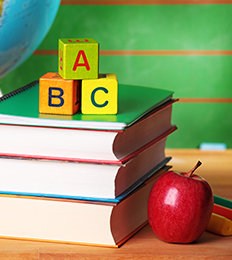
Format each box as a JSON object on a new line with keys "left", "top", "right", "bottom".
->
{"left": 0, "top": 81, "right": 174, "bottom": 131}
{"left": 0, "top": 81, "right": 176, "bottom": 163}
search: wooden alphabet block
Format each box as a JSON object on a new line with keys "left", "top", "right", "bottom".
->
{"left": 81, "top": 73, "right": 118, "bottom": 114}
{"left": 59, "top": 38, "right": 99, "bottom": 80}
{"left": 39, "top": 72, "right": 81, "bottom": 115}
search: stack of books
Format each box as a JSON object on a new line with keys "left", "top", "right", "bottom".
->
{"left": 0, "top": 80, "right": 177, "bottom": 247}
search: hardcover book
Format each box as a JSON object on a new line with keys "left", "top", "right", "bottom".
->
{"left": 0, "top": 137, "right": 170, "bottom": 200}
{"left": 0, "top": 81, "right": 177, "bottom": 164}
{"left": 0, "top": 166, "right": 170, "bottom": 248}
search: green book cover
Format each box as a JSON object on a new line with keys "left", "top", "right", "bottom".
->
{"left": 0, "top": 81, "right": 173, "bottom": 131}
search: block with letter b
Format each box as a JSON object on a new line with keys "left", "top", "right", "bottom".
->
{"left": 59, "top": 38, "right": 99, "bottom": 80}
{"left": 81, "top": 73, "right": 118, "bottom": 115}
{"left": 39, "top": 72, "right": 81, "bottom": 115}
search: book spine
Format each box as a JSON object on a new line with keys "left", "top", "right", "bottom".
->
{"left": 120, "top": 126, "right": 177, "bottom": 164}
{"left": 0, "top": 81, "right": 39, "bottom": 102}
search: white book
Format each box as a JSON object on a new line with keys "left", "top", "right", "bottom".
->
{"left": 0, "top": 137, "right": 169, "bottom": 200}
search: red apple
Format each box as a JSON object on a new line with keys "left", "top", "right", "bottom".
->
{"left": 148, "top": 161, "right": 213, "bottom": 243}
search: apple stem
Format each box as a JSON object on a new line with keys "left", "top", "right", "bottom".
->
{"left": 187, "top": 161, "right": 202, "bottom": 177}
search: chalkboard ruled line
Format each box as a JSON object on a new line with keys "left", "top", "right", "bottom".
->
{"left": 100, "top": 50, "right": 232, "bottom": 55}
{"left": 34, "top": 50, "right": 58, "bottom": 55}
{"left": 33, "top": 50, "right": 232, "bottom": 56}
{"left": 179, "top": 98, "right": 232, "bottom": 103}
{"left": 60, "top": 1, "right": 232, "bottom": 5}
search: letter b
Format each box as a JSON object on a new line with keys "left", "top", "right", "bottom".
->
{"left": 49, "top": 87, "right": 64, "bottom": 107}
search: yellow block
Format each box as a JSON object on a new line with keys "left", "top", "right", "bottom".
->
{"left": 59, "top": 38, "right": 99, "bottom": 80}
{"left": 39, "top": 72, "right": 81, "bottom": 115}
{"left": 81, "top": 73, "right": 118, "bottom": 114}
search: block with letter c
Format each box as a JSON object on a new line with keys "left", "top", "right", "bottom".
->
{"left": 81, "top": 73, "right": 118, "bottom": 114}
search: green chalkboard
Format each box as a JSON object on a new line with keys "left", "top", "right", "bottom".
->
{"left": 1, "top": 3, "right": 231, "bottom": 148}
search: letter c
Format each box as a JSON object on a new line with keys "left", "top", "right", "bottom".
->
{"left": 91, "top": 87, "right": 109, "bottom": 108}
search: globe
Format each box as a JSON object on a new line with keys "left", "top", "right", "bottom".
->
{"left": 0, "top": 0, "right": 60, "bottom": 80}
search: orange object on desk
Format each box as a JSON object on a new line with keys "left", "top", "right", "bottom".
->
{"left": 213, "top": 204, "right": 232, "bottom": 221}
{"left": 39, "top": 72, "right": 81, "bottom": 115}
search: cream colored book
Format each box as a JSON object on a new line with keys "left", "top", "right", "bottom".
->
{"left": 0, "top": 166, "right": 169, "bottom": 248}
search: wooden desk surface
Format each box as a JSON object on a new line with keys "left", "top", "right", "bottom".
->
{"left": 0, "top": 149, "right": 231, "bottom": 259}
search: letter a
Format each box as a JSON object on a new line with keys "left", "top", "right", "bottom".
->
{"left": 72, "top": 50, "right": 90, "bottom": 71}
{"left": 59, "top": 49, "right": 63, "bottom": 71}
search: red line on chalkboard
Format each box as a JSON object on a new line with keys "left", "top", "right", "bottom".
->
{"left": 178, "top": 98, "right": 232, "bottom": 103}
{"left": 60, "top": 1, "right": 232, "bottom": 5}
{"left": 100, "top": 50, "right": 232, "bottom": 55}
{"left": 34, "top": 50, "right": 58, "bottom": 55}
{"left": 33, "top": 50, "right": 232, "bottom": 56}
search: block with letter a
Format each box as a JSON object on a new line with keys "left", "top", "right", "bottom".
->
{"left": 81, "top": 73, "right": 118, "bottom": 115}
{"left": 58, "top": 38, "right": 99, "bottom": 80}
{"left": 39, "top": 72, "right": 81, "bottom": 115}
